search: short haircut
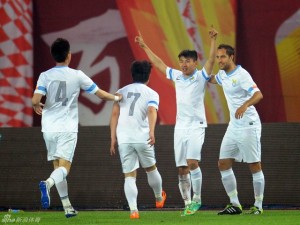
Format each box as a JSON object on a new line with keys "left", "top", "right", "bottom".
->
{"left": 130, "top": 60, "right": 152, "bottom": 83}
{"left": 50, "top": 38, "right": 70, "bottom": 63}
{"left": 218, "top": 44, "right": 235, "bottom": 57}
{"left": 178, "top": 50, "right": 198, "bottom": 61}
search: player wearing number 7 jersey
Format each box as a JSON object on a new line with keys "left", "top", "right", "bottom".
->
{"left": 32, "top": 38, "right": 122, "bottom": 218}
{"left": 110, "top": 60, "right": 166, "bottom": 219}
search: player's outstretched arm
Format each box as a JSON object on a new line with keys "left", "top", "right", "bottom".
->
{"left": 204, "top": 26, "right": 218, "bottom": 75}
{"left": 110, "top": 102, "right": 120, "bottom": 155}
{"left": 147, "top": 106, "right": 157, "bottom": 146}
{"left": 95, "top": 89, "right": 122, "bottom": 102}
{"left": 135, "top": 32, "right": 168, "bottom": 74}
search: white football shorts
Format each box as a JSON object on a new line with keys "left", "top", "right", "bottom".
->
{"left": 174, "top": 127, "right": 205, "bottom": 167}
{"left": 118, "top": 143, "right": 156, "bottom": 173}
{"left": 219, "top": 126, "right": 262, "bottom": 163}
{"left": 43, "top": 132, "right": 77, "bottom": 163}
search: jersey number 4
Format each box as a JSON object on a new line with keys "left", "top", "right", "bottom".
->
{"left": 55, "top": 81, "right": 68, "bottom": 106}
{"left": 127, "top": 92, "right": 140, "bottom": 116}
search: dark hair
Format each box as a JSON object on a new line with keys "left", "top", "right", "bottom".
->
{"left": 50, "top": 38, "right": 70, "bottom": 63}
{"left": 130, "top": 60, "right": 152, "bottom": 83}
{"left": 178, "top": 50, "right": 198, "bottom": 61}
{"left": 218, "top": 44, "right": 235, "bottom": 57}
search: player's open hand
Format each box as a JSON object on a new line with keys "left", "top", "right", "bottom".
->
{"left": 110, "top": 139, "right": 117, "bottom": 156}
{"left": 235, "top": 104, "right": 248, "bottom": 119}
{"left": 33, "top": 103, "right": 44, "bottom": 115}
{"left": 147, "top": 132, "right": 155, "bottom": 146}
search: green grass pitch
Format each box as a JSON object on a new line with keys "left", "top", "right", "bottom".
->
{"left": 1, "top": 210, "right": 299, "bottom": 225}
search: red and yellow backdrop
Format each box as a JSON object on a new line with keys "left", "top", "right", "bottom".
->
{"left": 0, "top": 0, "right": 299, "bottom": 127}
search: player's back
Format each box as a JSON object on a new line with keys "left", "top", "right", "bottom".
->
{"left": 40, "top": 66, "right": 93, "bottom": 132}
{"left": 116, "top": 83, "right": 159, "bottom": 144}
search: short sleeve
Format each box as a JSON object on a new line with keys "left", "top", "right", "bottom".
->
{"left": 78, "top": 70, "right": 99, "bottom": 94}
{"left": 240, "top": 72, "right": 260, "bottom": 95}
{"left": 215, "top": 70, "right": 223, "bottom": 86}
{"left": 166, "top": 67, "right": 182, "bottom": 81}
{"left": 34, "top": 73, "right": 47, "bottom": 95}
{"left": 148, "top": 91, "right": 159, "bottom": 110}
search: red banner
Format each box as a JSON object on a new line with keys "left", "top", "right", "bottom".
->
{"left": 0, "top": 0, "right": 33, "bottom": 127}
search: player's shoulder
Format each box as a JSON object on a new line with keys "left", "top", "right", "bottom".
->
{"left": 236, "top": 65, "right": 251, "bottom": 78}
{"left": 216, "top": 69, "right": 226, "bottom": 77}
{"left": 167, "top": 67, "right": 182, "bottom": 76}
{"left": 235, "top": 65, "right": 247, "bottom": 73}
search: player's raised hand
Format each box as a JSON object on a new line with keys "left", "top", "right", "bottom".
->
{"left": 209, "top": 25, "right": 218, "bottom": 39}
{"left": 135, "top": 31, "right": 147, "bottom": 49}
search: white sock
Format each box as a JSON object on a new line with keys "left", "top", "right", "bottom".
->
{"left": 61, "top": 196, "right": 72, "bottom": 209}
{"left": 46, "top": 177, "right": 55, "bottom": 189}
{"left": 178, "top": 174, "right": 191, "bottom": 206}
{"left": 221, "top": 169, "right": 241, "bottom": 207}
{"left": 190, "top": 167, "right": 202, "bottom": 203}
{"left": 124, "top": 177, "right": 138, "bottom": 211}
{"left": 56, "top": 179, "right": 68, "bottom": 198}
{"left": 252, "top": 171, "right": 265, "bottom": 209}
{"left": 146, "top": 168, "right": 163, "bottom": 201}
{"left": 50, "top": 167, "right": 67, "bottom": 184}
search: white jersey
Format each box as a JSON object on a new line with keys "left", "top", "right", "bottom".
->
{"left": 34, "top": 66, "right": 98, "bottom": 132}
{"left": 166, "top": 67, "right": 210, "bottom": 129}
{"left": 116, "top": 83, "right": 159, "bottom": 144}
{"left": 215, "top": 65, "right": 261, "bottom": 128}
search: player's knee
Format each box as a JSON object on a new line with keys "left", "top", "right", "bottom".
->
{"left": 187, "top": 160, "right": 199, "bottom": 170}
{"left": 218, "top": 159, "right": 232, "bottom": 171}
{"left": 249, "top": 162, "right": 262, "bottom": 173}
{"left": 145, "top": 165, "right": 157, "bottom": 172}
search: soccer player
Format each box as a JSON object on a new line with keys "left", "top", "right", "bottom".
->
{"left": 110, "top": 60, "right": 167, "bottom": 219}
{"left": 135, "top": 27, "right": 218, "bottom": 216}
{"left": 32, "top": 38, "right": 122, "bottom": 218}
{"left": 209, "top": 44, "right": 265, "bottom": 215}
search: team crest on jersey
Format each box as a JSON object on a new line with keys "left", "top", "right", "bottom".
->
{"left": 189, "top": 76, "right": 195, "bottom": 81}
{"left": 232, "top": 79, "right": 238, "bottom": 87}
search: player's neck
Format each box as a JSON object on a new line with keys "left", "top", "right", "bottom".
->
{"left": 56, "top": 62, "right": 69, "bottom": 67}
{"left": 225, "top": 64, "right": 237, "bottom": 73}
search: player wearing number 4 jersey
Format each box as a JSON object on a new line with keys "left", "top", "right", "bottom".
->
{"left": 32, "top": 38, "right": 122, "bottom": 218}
{"left": 110, "top": 60, "right": 166, "bottom": 219}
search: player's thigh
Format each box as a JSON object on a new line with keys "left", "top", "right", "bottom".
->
{"left": 43, "top": 132, "right": 77, "bottom": 163}
{"left": 134, "top": 143, "right": 156, "bottom": 168}
{"left": 174, "top": 129, "right": 188, "bottom": 167}
{"left": 219, "top": 128, "right": 241, "bottom": 161}
{"left": 239, "top": 127, "right": 262, "bottom": 163}
{"left": 186, "top": 128, "right": 205, "bottom": 161}
{"left": 118, "top": 143, "right": 139, "bottom": 173}
{"left": 55, "top": 132, "right": 77, "bottom": 163}
{"left": 43, "top": 132, "right": 57, "bottom": 161}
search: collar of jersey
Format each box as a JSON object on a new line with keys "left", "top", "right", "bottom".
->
{"left": 54, "top": 65, "right": 68, "bottom": 68}
{"left": 226, "top": 65, "right": 240, "bottom": 76}
{"left": 182, "top": 69, "right": 198, "bottom": 80}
